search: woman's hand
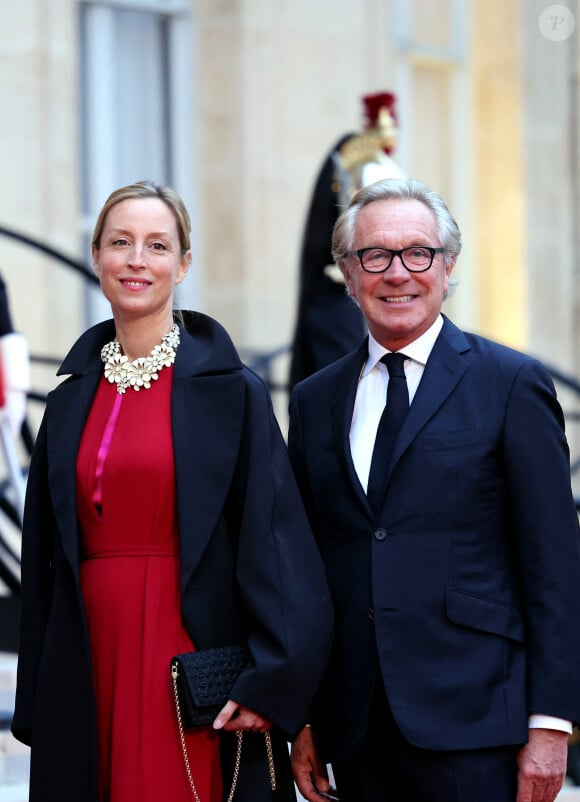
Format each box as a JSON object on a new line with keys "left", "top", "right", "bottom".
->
{"left": 213, "top": 700, "right": 271, "bottom": 733}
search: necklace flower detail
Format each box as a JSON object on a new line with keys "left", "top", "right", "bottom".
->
{"left": 101, "top": 324, "right": 180, "bottom": 394}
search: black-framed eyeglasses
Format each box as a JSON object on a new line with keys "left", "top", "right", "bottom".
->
{"left": 345, "top": 246, "right": 446, "bottom": 273}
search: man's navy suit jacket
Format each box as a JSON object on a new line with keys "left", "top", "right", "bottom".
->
{"left": 288, "top": 315, "right": 580, "bottom": 762}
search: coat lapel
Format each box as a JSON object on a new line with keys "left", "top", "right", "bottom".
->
{"left": 46, "top": 366, "right": 103, "bottom": 575}
{"left": 170, "top": 326, "right": 246, "bottom": 591}
{"left": 44, "top": 320, "right": 115, "bottom": 575}
{"left": 42, "top": 314, "right": 246, "bottom": 589}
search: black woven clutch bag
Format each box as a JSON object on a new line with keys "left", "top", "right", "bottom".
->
{"left": 170, "top": 644, "right": 276, "bottom": 801}
{"left": 171, "top": 644, "right": 249, "bottom": 728}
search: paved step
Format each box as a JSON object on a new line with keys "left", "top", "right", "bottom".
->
{"left": 0, "top": 652, "right": 29, "bottom": 800}
{"left": 561, "top": 790, "right": 580, "bottom": 800}
{"left": 0, "top": 753, "right": 578, "bottom": 801}
{"left": 0, "top": 730, "right": 28, "bottom": 796}
{"left": 0, "top": 644, "right": 579, "bottom": 802}
{"left": 0, "top": 784, "right": 28, "bottom": 802}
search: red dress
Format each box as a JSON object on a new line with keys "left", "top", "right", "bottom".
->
{"left": 76, "top": 366, "right": 222, "bottom": 802}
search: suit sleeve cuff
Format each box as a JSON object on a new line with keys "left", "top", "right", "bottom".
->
{"left": 528, "top": 714, "right": 572, "bottom": 734}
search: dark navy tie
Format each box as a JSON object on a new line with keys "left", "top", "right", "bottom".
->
{"left": 366, "top": 352, "right": 409, "bottom": 515}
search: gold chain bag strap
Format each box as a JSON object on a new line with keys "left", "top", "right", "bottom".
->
{"left": 170, "top": 645, "right": 276, "bottom": 801}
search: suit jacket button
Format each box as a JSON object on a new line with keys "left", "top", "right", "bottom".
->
{"left": 368, "top": 608, "right": 375, "bottom": 621}
{"left": 374, "top": 528, "right": 387, "bottom": 541}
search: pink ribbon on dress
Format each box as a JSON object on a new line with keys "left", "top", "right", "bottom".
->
{"left": 92, "top": 391, "right": 123, "bottom": 517}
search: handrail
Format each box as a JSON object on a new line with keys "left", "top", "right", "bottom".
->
{"left": 541, "top": 362, "right": 580, "bottom": 395}
{"left": 28, "top": 346, "right": 580, "bottom": 481}
{"left": 0, "top": 224, "right": 99, "bottom": 627}
{"left": 0, "top": 224, "right": 98, "bottom": 284}
{"left": 0, "top": 221, "right": 578, "bottom": 572}
{"left": 0, "top": 347, "right": 576, "bottom": 620}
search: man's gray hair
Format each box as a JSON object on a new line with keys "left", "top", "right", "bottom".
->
{"left": 332, "top": 177, "right": 462, "bottom": 268}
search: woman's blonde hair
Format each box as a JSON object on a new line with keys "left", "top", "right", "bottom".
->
{"left": 92, "top": 180, "right": 191, "bottom": 252}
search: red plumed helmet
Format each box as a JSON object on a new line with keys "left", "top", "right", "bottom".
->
{"left": 361, "top": 92, "right": 398, "bottom": 154}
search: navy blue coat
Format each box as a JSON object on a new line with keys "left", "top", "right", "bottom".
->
{"left": 288, "top": 315, "right": 580, "bottom": 762}
{"left": 12, "top": 311, "right": 333, "bottom": 802}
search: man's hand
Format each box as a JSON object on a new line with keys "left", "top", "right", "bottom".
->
{"left": 291, "top": 726, "right": 335, "bottom": 802}
{"left": 517, "top": 728, "right": 568, "bottom": 802}
{"left": 213, "top": 700, "right": 271, "bottom": 733}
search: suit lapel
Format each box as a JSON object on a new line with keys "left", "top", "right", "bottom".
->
{"left": 326, "top": 325, "right": 470, "bottom": 519}
{"left": 330, "top": 341, "right": 373, "bottom": 513}
{"left": 389, "top": 318, "right": 471, "bottom": 473}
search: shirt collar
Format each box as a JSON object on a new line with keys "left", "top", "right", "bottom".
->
{"left": 362, "top": 315, "right": 444, "bottom": 377}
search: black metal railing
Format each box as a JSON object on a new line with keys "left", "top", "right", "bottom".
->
{"left": 0, "top": 225, "right": 98, "bottom": 285}
{"left": 1, "top": 223, "right": 579, "bottom": 605}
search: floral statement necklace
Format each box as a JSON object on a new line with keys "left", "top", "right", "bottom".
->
{"left": 101, "top": 324, "right": 180, "bottom": 394}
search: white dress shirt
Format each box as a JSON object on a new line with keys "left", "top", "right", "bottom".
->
{"left": 349, "top": 314, "right": 571, "bottom": 735}
{"left": 350, "top": 316, "right": 443, "bottom": 492}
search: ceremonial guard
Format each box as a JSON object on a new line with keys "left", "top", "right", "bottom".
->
{"left": 289, "top": 92, "right": 405, "bottom": 390}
